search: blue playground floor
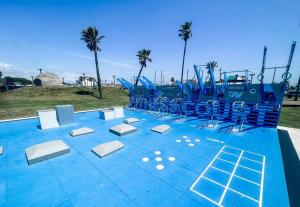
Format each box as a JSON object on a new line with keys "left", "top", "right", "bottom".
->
{"left": 0, "top": 109, "right": 289, "bottom": 207}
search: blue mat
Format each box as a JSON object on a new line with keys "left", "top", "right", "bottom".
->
{"left": 0, "top": 109, "right": 289, "bottom": 206}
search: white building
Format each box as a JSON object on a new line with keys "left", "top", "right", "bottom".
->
{"left": 78, "top": 76, "right": 96, "bottom": 87}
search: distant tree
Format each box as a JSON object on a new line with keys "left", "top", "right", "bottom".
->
{"left": 81, "top": 27, "right": 105, "bottom": 99}
{"left": 206, "top": 61, "right": 218, "bottom": 83}
{"left": 170, "top": 77, "right": 175, "bottom": 85}
{"left": 178, "top": 21, "right": 192, "bottom": 84}
{"left": 79, "top": 76, "right": 83, "bottom": 86}
{"left": 4, "top": 77, "right": 31, "bottom": 85}
{"left": 206, "top": 61, "right": 218, "bottom": 70}
{"left": 4, "top": 77, "right": 13, "bottom": 85}
{"left": 0, "top": 71, "right": 2, "bottom": 79}
{"left": 135, "top": 49, "right": 152, "bottom": 86}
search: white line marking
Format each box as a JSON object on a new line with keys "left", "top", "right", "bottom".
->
{"left": 190, "top": 146, "right": 266, "bottom": 207}
{"left": 203, "top": 176, "right": 226, "bottom": 188}
{"left": 219, "top": 151, "right": 243, "bottom": 205}
{"left": 190, "top": 188, "right": 220, "bottom": 206}
{"left": 210, "top": 166, "right": 231, "bottom": 175}
{"left": 207, "top": 138, "right": 224, "bottom": 144}
{"left": 228, "top": 187, "right": 259, "bottom": 203}
{"left": 239, "top": 164, "right": 262, "bottom": 174}
{"left": 216, "top": 157, "right": 236, "bottom": 165}
{"left": 190, "top": 146, "right": 225, "bottom": 190}
{"left": 241, "top": 156, "right": 263, "bottom": 164}
{"left": 234, "top": 175, "right": 260, "bottom": 186}
{"left": 222, "top": 151, "right": 239, "bottom": 157}
{"left": 259, "top": 156, "right": 266, "bottom": 207}
{"left": 227, "top": 146, "right": 264, "bottom": 157}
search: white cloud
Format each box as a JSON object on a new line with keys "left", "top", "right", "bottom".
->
{"left": 67, "top": 52, "right": 138, "bottom": 69}
{"left": 0, "top": 62, "right": 35, "bottom": 78}
{"left": 66, "top": 52, "right": 93, "bottom": 60}
{"left": 100, "top": 58, "right": 137, "bottom": 69}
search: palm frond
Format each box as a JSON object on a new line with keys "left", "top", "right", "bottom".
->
{"left": 178, "top": 21, "right": 192, "bottom": 41}
{"left": 136, "top": 49, "right": 152, "bottom": 67}
{"left": 206, "top": 61, "right": 218, "bottom": 69}
{"left": 81, "top": 26, "right": 104, "bottom": 51}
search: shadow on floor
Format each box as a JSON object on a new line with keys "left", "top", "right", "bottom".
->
{"left": 278, "top": 129, "right": 300, "bottom": 207}
{"left": 75, "top": 90, "right": 95, "bottom": 96}
{"left": 75, "top": 90, "right": 100, "bottom": 99}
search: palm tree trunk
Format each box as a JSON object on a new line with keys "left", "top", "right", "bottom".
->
{"left": 180, "top": 40, "right": 187, "bottom": 97}
{"left": 134, "top": 65, "right": 144, "bottom": 86}
{"left": 94, "top": 50, "right": 102, "bottom": 99}
{"left": 180, "top": 40, "right": 187, "bottom": 84}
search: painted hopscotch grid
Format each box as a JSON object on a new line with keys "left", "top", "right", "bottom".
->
{"left": 190, "top": 146, "right": 265, "bottom": 207}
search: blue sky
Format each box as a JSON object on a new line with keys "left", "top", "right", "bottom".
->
{"left": 0, "top": 0, "right": 299, "bottom": 84}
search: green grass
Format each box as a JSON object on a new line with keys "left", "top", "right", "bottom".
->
{"left": 0, "top": 86, "right": 299, "bottom": 128}
{"left": 279, "top": 107, "right": 300, "bottom": 128}
{"left": 0, "top": 86, "right": 129, "bottom": 120}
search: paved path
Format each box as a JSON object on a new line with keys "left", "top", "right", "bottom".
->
{"left": 278, "top": 126, "right": 300, "bottom": 159}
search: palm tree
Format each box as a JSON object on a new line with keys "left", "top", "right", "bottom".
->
{"left": 135, "top": 49, "right": 152, "bottom": 86}
{"left": 206, "top": 61, "right": 218, "bottom": 71}
{"left": 206, "top": 61, "right": 218, "bottom": 84}
{"left": 81, "top": 27, "right": 105, "bottom": 99}
{"left": 178, "top": 21, "right": 192, "bottom": 84}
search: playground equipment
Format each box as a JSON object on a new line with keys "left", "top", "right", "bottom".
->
{"left": 194, "top": 64, "right": 229, "bottom": 101}
{"left": 258, "top": 41, "right": 296, "bottom": 104}
{"left": 206, "top": 100, "right": 220, "bottom": 128}
{"left": 117, "top": 78, "right": 133, "bottom": 90}
{"left": 229, "top": 101, "right": 246, "bottom": 132}
{"left": 121, "top": 41, "right": 296, "bottom": 131}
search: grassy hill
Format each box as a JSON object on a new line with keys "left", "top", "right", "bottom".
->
{"left": 0, "top": 86, "right": 299, "bottom": 128}
{"left": 0, "top": 86, "right": 129, "bottom": 120}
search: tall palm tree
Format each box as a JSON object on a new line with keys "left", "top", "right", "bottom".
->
{"left": 178, "top": 21, "right": 192, "bottom": 84}
{"left": 135, "top": 49, "right": 152, "bottom": 86}
{"left": 81, "top": 27, "right": 105, "bottom": 99}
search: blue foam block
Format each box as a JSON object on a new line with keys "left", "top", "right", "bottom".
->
{"left": 55, "top": 105, "right": 75, "bottom": 126}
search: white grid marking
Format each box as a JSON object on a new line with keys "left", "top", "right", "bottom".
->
{"left": 190, "top": 146, "right": 266, "bottom": 207}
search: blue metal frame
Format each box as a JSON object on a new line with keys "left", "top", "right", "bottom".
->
{"left": 116, "top": 78, "right": 133, "bottom": 90}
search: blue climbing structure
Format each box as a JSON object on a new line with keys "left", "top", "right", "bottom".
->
{"left": 117, "top": 78, "right": 133, "bottom": 90}
{"left": 122, "top": 41, "right": 296, "bottom": 130}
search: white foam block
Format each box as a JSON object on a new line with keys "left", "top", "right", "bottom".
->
{"left": 70, "top": 127, "right": 94, "bottom": 137}
{"left": 25, "top": 140, "right": 70, "bottom": 165}
{"left": 37, "top": 109, "right": 59, "bottom": 130}
{"left": 109, "top": 123, "right": 137, "bottom": 136}
{"left": 113, "top": 107, "right": 124, "bottom": 119}
{"left": 99, "top": 109, "right": 115, "bottom": 120}
{"left": 0, "top": 146, "right": 3, "bottom": 156}
{"left": 124, "top": 118, "right": 140, "bottom": 124}
{"left": 151, "top": 124, "right": 171, "bottom": 133}
{"left": 92, "top": 140, "right": 124, "bottom": 158}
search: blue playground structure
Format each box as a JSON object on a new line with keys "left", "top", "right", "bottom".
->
{"left": 119, "top": 41, "right": 296, "bottom": 132}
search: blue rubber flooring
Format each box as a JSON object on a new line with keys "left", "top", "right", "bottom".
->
{"left": 0, "top": 109, "right": 289, "bottom": 207}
